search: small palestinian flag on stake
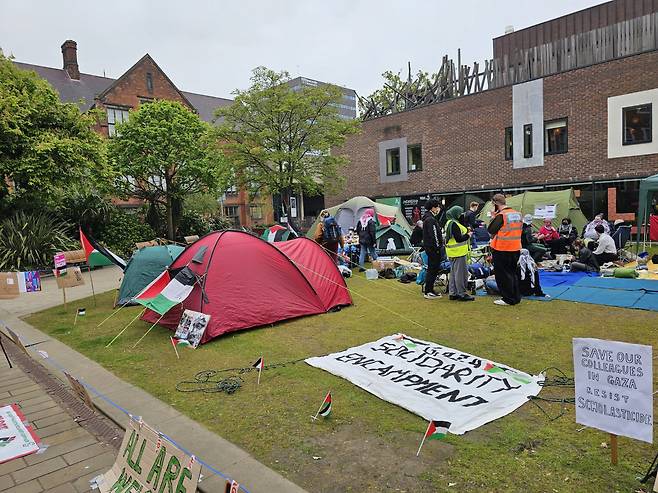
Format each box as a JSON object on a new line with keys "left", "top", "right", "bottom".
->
{"left": 416, "top": 420, "right": 451, "bottom": 456}
{"left": 253, "top": 356, "right": 264, "bottom": 385}
{"left": 312, "top": 392, "right": 332, "bottom": 421}
{"left": 74, "top": 307, "right": 86, "bottom": 326}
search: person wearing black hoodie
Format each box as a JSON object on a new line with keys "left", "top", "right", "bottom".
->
{"left": 422, "top": 199, "right": 444, "bottom": 299}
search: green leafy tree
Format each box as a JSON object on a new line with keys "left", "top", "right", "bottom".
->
{"left": 360, "top": 69, "right": 435, "bottom": 116}
{"left": 109, "top": 100, "right": 229, "bottom": 240}
{"left": 215, "top": 67, "right": 360, "bottom": 215}
{"left": 0, "top": 55, "right": 110, "bottom": 212}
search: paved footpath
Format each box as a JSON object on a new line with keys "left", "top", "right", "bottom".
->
{"left": 0, "top": 267, "right": 307, "bottom": 493}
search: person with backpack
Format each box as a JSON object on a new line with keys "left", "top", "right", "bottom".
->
{"left": 314, "top": 210, "right": 344, "bottom": 263}
{"left": 356, "top": 208, "right": 378, "bottom": 271}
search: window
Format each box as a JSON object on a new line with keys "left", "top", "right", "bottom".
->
{"left": 504, "top": 127, "right": 513, "bottom": 160}
{"left": 407, "top": 144, "right": 422, "bottom": 172}
{"left": 545, "top": 119, "right": 568, "bottom": 154}
{"left": 250, "top": 205, "right": 263, "bottom": 219}
{"left": 146, "top": 72, "right": 153, "bottom": 94}
{"left": 523, "top": 124, "right": 533, "bottom": 158}
{"left": 386, "top": 148, "right": 400, "bottom": 175}
{"left": 623, "top": 104, "right": 652, "bottom": 145}
{"left": 106, "top": 106, "right": 130, "bottom": 137}
{"left": 139, "top": 97, "right": 154, "bottom": 105}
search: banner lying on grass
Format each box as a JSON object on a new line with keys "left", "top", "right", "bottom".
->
{"left": 95, "top": 417, "right": 201, "bottom": 493}
{"left": 306, "top": 334, "right": 544, "bottom": 434}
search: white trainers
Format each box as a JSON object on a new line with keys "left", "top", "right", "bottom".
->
{"left": 424, "top": 292, "right": 441, "bottom": 299}
{"left": 493, "top": 299, "right": 510, "bottom": 306}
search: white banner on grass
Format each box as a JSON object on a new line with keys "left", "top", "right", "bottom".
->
{"left": 306, "top": 334, "right": 544, "bottom": 434}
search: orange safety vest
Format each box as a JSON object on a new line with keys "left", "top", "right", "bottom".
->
{"left": 490, "top": 207, "right": 523, "bottom": 251}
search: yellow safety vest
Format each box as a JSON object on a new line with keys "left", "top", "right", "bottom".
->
{"left": 445, "top": 220, "right": 470, "bottom": 258}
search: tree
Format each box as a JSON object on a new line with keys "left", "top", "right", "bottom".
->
{"left": 109, "top": 100, "right": 228, "bottom": 240}
{"left": 215, "top": 67, "right": 360, "bottom": 216}
{"left": 0, "top": 55, "right": 110, "bottom": 213}
{"left": 360, "top": 68, "right": 435, "bottom": 117}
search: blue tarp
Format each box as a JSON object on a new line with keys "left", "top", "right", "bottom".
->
{"left": 538, "top": 270, "right": 594, "bottom": 287}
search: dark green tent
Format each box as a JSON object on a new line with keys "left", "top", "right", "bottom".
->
{"left": 116, "top": 245, "right": 184, "bottom": 306}
{"left": 376, "top": 223, "right": 412, "bottom": 255}
{"left": 637, "top": 173, "right": 658, "bottom": 246}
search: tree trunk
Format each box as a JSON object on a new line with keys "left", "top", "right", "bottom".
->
{"left": 166, "top": 194, "right": 175, "bottom": 240}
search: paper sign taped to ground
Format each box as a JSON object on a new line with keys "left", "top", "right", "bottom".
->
{"left": 0, "top": 404, "right": 41, "bottom": 464}
{"left": 306, "top": 334, "right": 544, "bottom": 434}
{"left": 97, "top": 417, "right": 201, "bottom": 493}
{"left": 534, "top": 204, "right": 557, "bottom": 219}
{"left": 573, "top": 338, "right": 653, "bottom": 443}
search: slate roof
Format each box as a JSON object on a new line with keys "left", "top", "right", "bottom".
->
{"left": 13, "top": 61, "right": 232, "bottom": 123}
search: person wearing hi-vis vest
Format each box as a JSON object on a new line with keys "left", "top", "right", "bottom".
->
{"left": 487, "top": 194, "right": 523, "bottom": 306}
{"left": 444, "top": 206, "right": 475, "bottom": 301}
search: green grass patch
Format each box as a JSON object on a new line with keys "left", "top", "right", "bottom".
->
{"left": 26, "top": 275, "right": 658, "bottom": 492}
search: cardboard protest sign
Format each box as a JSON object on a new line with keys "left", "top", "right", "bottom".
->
{"left": 0, "top": 404, "right": 41, "bottom": 464}
{"left": 63, "top": 372, "right": 95, "bottom": 409}
{"left": 306, "top": 334, "right": 543, "bottom": 434}
{"left": 96, "top": 417, "right": 201, "bottom": 493}
{"left": 17, "top": 271, "right": 41, "bottom": 293}
{"left": 2, "top": 326, "right": 27, "bottom": 353}
{"left": 0, "top": 272, "right": 20, "bottom": 299}
{"left": 55, "top": 266, "right": 85, "bottom": 289}
{"left": 573, "top": 338, "right": 653, "bottom": 443}
{"left": 174, "top": 310, "right": 210, "bottom": 348}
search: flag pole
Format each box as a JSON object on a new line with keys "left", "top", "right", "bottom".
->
{"left": 62, "top": 286, "right": 67, "bottom": 311}
{"left": 106, "top": 309, "right": 145, "bottom": 348}
{"left": 74, "top": 310, "right": 78, "bottom": 327}
{"left": 95, "top": 300, "right": 131, "bottom": 329}
{"left": 257, "top": 354, "right": 262, "bottom": 385}
{"left": 132, "top": 314, "right": 166, "bottom": 349}
{"left": 311, "top": 391, "right": 330, "bottom": 421}
{"left": 416, "top": 420, "right": 432, "bottom": 457}
{"left": 87, "top": 265, "right": 97, "bottom": 305}
{"left": 170, "top": 337, "right": 180, "bottom": 360}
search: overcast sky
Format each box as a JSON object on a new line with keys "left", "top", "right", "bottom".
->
{"left": 1, "top": 0, "right": 602, "bottom": 99}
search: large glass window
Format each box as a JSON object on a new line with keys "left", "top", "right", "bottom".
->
{"left": 545, "top": 119, "right": 568, "bottom": 155}
{"left": 407, "top": 144, "right": 422, "bottom": 172}
{"left": 523, "top": 124, "right": 533, "bottom": 158}
{"left": 504, "top": 127, "right": 513, "bottom": 160}
{"left": 386, "top": 148, "right": 400, "bottom": 176}
{"left": 106, "top": 106, "right": 130, "bottom": 137}
{"left": 623, "top": 104, "right": 652, "bottom": 145}
{"left": 250, "top": 205, "right": 263, "bottom": 220}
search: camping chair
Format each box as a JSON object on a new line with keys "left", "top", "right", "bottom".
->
{"left": 612, "top": 225, "right": 633, "bottom": 262}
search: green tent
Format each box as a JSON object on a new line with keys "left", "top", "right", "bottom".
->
{"left": 637, "top": 174, "right": 658, "bottom": 245}
{"left": 376, "top": 223, "right": 412, "bottom": 255}
{"left": 306, "top": 196, "right": 412, "bottom": 238}
{"left": 116, "top": 245, "right": 184, "bottom": 306}
{"left": 477, "top": 188, "right": 588, "bottom": 232}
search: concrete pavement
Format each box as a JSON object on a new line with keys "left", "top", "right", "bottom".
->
{"left": 0, "top": 266, "right": 307, "bottom": 493}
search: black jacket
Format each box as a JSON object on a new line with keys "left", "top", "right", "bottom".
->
{"left": 422, "top": 211, "right": 443, "bottom": 251}
{"left": 356, "top": 219, "right": 376, "bottom": 246}
{"left": 464, "top": 209, "right": 477, "bottom": 229}
{"left": 410, "top": 226, "right": 423, "bottom": 247}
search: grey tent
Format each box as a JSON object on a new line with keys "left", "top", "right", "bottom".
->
{"left": 376, "top": 223, "right": 412, "bottom": 255}
{"left": 637, "top": 173, "right": 658, "bottom": 247}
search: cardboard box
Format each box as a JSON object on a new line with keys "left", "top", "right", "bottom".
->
{"left": 58, "top": 249, "right": 87, "bottom": 264}
{"left": 55, "top": 266, "right": 85, "bottom": 289}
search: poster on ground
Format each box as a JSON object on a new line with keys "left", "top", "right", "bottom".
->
{"left": 306, "top": 334, "right": 544, "bottom": 434}
{"left": 0, "top": 404, "right": 41, "bottom": 464}
{"left": 96, "top": 417, "right": 201, "bottom": 493}
{"left": 573, "top": 338, "right": 653, "bottom": 443}
{"left": 174, "top": 310, "right": 210, "bottom": 348}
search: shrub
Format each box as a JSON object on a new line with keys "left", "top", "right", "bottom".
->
{"left": 56, "top": 190, "right": 114, "bottom": 237}
{"left": 0, "top": 211, "right": 76, "bottom": 270}
{"left": 176, "top": 211, "right": 212, "bottom": 241}
{"left": 100, "top": 210, "right": 155, "bottom": 259}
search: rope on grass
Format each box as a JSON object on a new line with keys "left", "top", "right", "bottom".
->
{"left": 526, "top": 367, "right": 576, "bottom": 421}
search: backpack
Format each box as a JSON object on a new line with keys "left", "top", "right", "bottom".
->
{"left": 322, "top": 217, "right": 341, "bottom": 242}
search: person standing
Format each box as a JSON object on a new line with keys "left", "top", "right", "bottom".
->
{"left": 444, "top": 206, "right": 474, "bottom": 301}
{"left": 487, "top": 194, "right": 523, "bottom": 306}
{"left": 410, "top": 220, "right": 423, "bottom": 247}
{"left": 314, "top": 210, "right": 344, "bottom": 263}
{"left": 356, "top": 209, "right": 378, "bottom": 271}
{"left": 463, "top": 201, "right": 480, "bottom": 248}
{"left": 422, "top": 199, "right": 444, "bottom": 299}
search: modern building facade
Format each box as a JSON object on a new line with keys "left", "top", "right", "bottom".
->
{"left": 330, "top": 0, "right": 658, "bottom": 226}
{"left": 14, "top": 40, "right": 275, "bottom": 227}
{"left": 288, "top": 76, "right": 357, "bottom": 120}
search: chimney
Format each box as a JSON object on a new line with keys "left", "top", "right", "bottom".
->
{"left": 61, "top": 40, "right": 79, "bottom": 80}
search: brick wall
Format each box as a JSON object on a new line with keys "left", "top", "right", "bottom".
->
{"left": 328, "top": 49, "right": 658, "bottom": 205}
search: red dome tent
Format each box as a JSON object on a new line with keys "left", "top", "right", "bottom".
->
{"left": 141, "top": 231, "right": 352, "bottom": 343}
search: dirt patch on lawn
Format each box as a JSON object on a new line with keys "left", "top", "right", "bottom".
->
{"left": 271, "top": 422, "right": 455, "bottom": 492}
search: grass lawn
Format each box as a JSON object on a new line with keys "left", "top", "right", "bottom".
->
{"left": 26, "top": 273, "right": 658, "bottom": 493}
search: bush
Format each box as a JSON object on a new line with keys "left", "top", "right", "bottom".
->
{"left": 176, "top": 211, "right": 212, "bottom": 241}
{"left": 56, "top": 190, "right": 114, "bottom": 237}
{"left": 0, "top": 211, "right": 76, "bottom": 270}
{"left": 100, "top": 210, "right": 155, "bottom": 259}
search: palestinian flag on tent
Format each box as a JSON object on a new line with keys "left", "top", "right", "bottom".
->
{"left": 318, "top": 392, "right": 332, "bottom": 417}
{"left": 425, "top": 420, "right": 451, "bottom": 440}
{"left": 79, "top": 228, "right": 127, "bottom": 270}
{"left": 135, "top": 267, "right": 197, "bottom": 316}
{"left": 262, "top": 224, "right": 297, "bottom": 243}
{"left": 376, "top": 213, "right": 394, "bottom": 227}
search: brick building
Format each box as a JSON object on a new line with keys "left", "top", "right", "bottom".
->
{"left": 331, "top": 0, "right": 658, "bottom": 225}
{"left": 14, "top": 40, "right": 275, "bottom": 227}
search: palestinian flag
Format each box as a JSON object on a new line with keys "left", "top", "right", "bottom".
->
{"left": 77, "top": 308, "right": 86, "bottom": 316}
{"left": 79, "top": 228, "right": 127, "bottom": 270}
{"left": 171, "top": 337, "right": 191, "bottom": 348}
{"left": 318, "top": 392, "right": 332, "bottom": 417}
{"left": 484, "top": 362, "right": 531, "bottom": 384}
{"left": 0, "top": 436, "right": 16, "bottom": 447}
{"left": 425, "top": 420, "right": 451, "bottom": 440}
{"left": 483, "top": 362, "right": 505, "bottom": 374}
{"left": 135, "top": 267, "right": 196, "bottom": 316}
{"left": 252, "top": 357, "right": 264, "bottom": 370}
{"left": 376, "top": 213, "right": 394, "bottom": 227}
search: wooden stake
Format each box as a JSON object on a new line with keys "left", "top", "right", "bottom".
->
{"left": 74, "top": 311, "right": 78, "bottom": 326}
{"left": 62, "top": 287, "right": 67, "bottom": 311}
{"left": 610, "top": 433, "right": 618, "bottom": 465}
{"left": 257, "top": 354, "right": 263, "bottom": 386}
{"left": 416, "top": 420, "right": 432, "bottom": 457}
{"left": 106, "top": 309, "right": 145, "bottom": 348}
{"left": 132, "top": 314, "right": 165, "bottom": 349}
{"left": 87, "top": 265, "right": 97, "bottom": 305}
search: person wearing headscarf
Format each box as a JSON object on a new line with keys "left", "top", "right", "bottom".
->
{"left": 444, "top": 206, "right": 474, "bottom": 301}
{"left": 521, "top": 214, "right": 548, "bottom": 263}
{"left": 558, "top": 217, "right": 578, "bottom": 253}
{"left": 356, "top": 208, "right": 378, "bottom": 271}
{"left": 584, "top": 213, "right": 610, "bottom": 239}
{"left": 410, "top": 220, "right": 423, "bottom": 247}
{"left": 517, "top": 248, "right": 547, "bottom": 297}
